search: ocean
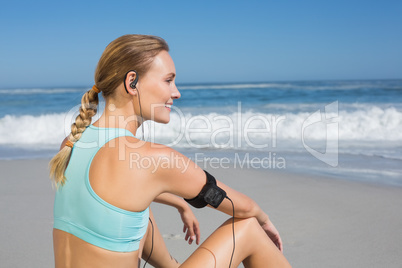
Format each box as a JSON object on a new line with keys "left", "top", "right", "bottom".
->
{"left": 1, "top": 80, "right": 401, "bottom": 186}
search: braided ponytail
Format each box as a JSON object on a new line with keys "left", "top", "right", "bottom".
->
{"left": 49, "top": 88, "right": 99, "bottom": 187}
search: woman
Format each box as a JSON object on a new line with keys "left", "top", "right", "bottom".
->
{"left": 49, "top": 34, "right": 291, "bottom": 268}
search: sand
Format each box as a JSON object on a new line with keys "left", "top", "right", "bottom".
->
{"left": 1, "top": 159, "right": 401, "bottom": 267}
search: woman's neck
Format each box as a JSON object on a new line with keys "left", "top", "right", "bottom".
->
{"left": 92, "top": 101, "right": 142, "bottom": 135}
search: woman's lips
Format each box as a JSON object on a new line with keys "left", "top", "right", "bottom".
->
{"left": 165, "top": 103, "right": 172, "bottom": 110}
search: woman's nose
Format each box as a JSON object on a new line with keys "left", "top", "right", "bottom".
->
{"left": 171, "top": 84, "right": 181, "bottom": 99}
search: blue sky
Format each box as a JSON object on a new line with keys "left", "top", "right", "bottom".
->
{"left": 0, "top": 0, "right": 401, "bottom": 88}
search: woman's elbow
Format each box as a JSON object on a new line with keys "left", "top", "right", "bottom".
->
{"left": 235, "top": 199, "right": 256, "bottom": 218}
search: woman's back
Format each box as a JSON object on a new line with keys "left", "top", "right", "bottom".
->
{"left": 53, "top": 229, "right": 141, "bottom": 268}
{"left": 53, "top": 125, "right": 152, "bottom": 267}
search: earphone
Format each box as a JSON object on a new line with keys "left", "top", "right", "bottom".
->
{"left": 130, "top": 74, "right": 139, "bottom": 89}
{"left": 123, "top": 70, "right": 145, "bottom": 140}
{"left": 124, "top": 70, "right": 138, "bottom": 93}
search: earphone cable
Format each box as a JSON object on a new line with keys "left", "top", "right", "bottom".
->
{"left": 137, "top": 87, "right": 145, "bottom": 140}
{"left": 126, "top": 71, "right": 145, "bottom": 140}
{"left": 143, "top": 217, "right": 154, "bottom": 268}
{"left": 225, "top": 196, "right": 235, "bottom": 268}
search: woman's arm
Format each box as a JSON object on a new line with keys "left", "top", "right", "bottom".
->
{"left": 153, "top": 147, "right": 269, "bottom": 223}
{"left": 213, "top": 180, "right": 283, "bottom": 251}
{"left": 148, "top": 144, "right": 283, "bottom": 251}
{"left": 154, "top": 192, "right": 190, "bottom": 210}
{"left": 154, "top": 193, "right": 200, "bottom": 245}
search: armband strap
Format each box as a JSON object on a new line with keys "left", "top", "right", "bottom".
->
{"left": 184, "top": 170, "right": 227, "bottom": 209}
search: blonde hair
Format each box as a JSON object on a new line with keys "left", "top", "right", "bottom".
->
{"left": 49, "top": 34, "right": 169, "bottom": 187}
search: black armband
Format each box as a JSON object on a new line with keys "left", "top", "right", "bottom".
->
{"left": 184, "top": 170, "right": 226, "bottom": 209}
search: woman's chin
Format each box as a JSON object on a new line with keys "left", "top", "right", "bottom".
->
{"left": 154, "top": 116, "right": 170, "bottom": 124}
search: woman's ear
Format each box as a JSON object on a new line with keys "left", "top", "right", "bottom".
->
{"left": 124, "top": 70, "right": 138, "bottom": 95}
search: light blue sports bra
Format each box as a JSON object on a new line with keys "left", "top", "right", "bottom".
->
{"left": 53, "top": 125, "right": 149, "bottom": 252}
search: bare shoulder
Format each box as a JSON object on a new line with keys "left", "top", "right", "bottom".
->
{"left": 97, "top": 137, "right": 205, "bottom": 191}
{"left": 122, "top": 136, "right": 204, "bottom": 178}
{"left": 95, "top": 136, "right": 206, "bottom": 198}
{"left": 119, "top": 136, "right": 184, "bottom": 161}
{"left": 90, "top": 136, "right": 169, "bottom": 211}
{"left": 120, "top": 136, "right": 175, "bottom": 158}
{"left": 97, "top": 136, "right": 185, "bottom": 173}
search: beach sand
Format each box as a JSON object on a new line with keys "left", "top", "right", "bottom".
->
{"left": 1, "top": 159, "right": 401, "bottom": 267}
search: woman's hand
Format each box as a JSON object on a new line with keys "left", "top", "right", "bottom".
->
{"left": 261, "top": 219, "right": 283, "bottom": 252}
{"left": 153, "top": 193, "right": 201, "bottom": 245}
{"left": 179, "top": 207, "right": 200, "bottom": 245}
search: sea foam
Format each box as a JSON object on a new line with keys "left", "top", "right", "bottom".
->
{"left": 1, "top": 106, "right": 400, "bottom": 151}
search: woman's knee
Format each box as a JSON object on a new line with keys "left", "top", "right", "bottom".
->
{"left": 230, "top": 217, "right": 261, "bottom": 237}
